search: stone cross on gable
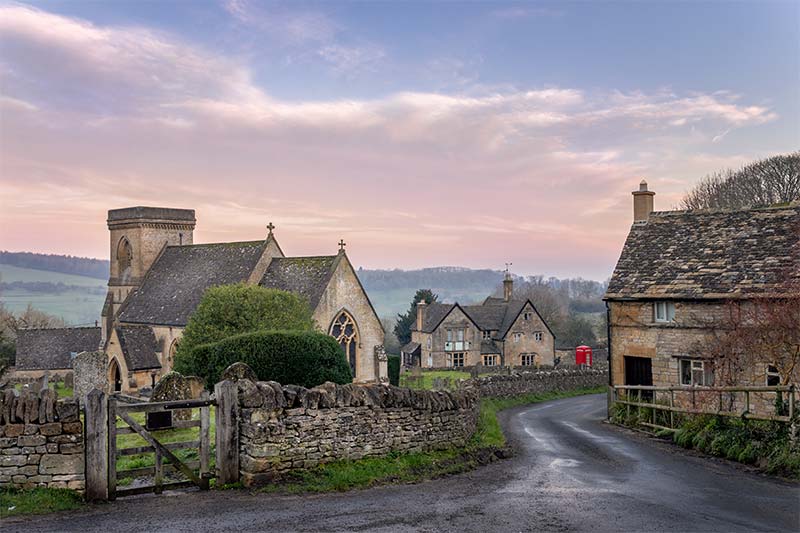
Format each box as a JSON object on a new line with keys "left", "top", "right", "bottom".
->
{"left": 267, "top": 222, "right": 275, "bottom": 235}
{"left": 338, "top": 239, "right": 346, "bottom": 252}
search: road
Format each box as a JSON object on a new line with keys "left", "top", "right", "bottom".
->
{"left": 10, "top": 394, "right": 799, "bottom": 532}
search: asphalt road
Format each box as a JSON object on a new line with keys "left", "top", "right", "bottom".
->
{"left": 9, "top": 394, "right": 799, "bottom": 532}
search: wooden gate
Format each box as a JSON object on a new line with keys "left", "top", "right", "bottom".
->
{"left": 107, "top": 394, "right": 215, "bottom": 498}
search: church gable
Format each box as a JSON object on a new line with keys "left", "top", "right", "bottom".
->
{"left": 259, "top": 255, "right": 338, "bottom": 310}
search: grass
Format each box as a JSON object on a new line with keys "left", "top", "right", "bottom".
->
{"left": 14, "top": 382, "right": 74, "bottom": 399}
{"left": 115, "top": 407, "right": 216, "bottom": 473}
{"left": 0, "top": 488, "right": 84, "bottom": 518}
{"left": 259, "top": 386, "right": 606, "bottom": 494}
{"left": 399, "top": 370, "right": 471, "bottom": 390}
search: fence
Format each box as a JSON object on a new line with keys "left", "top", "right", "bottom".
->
{"left": 612, "top": 384, "right": 797, "bottom": 434}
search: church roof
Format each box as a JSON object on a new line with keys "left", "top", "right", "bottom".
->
{"left": 259, "top": 255, "right": 339, "bottom": 309}
{"left": 116, "top": 326, "right": 161, "bottom": 370}
{"left": 118, "top": 241, "right": 266, "bottom": 326}
{"left": 15, "top": 327, "right": 101, "bottom": 370}
{"left": 605, "top": 204, "right": 800, "bottom": 300}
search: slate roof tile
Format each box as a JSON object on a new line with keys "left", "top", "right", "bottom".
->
{"left": 116, "top": 326, "right": 161, "bottom": 371}
{"left": 15, "top": 327, "right": 101, "bottom": 370}
{"left": 606, "top": 205, "right": 800, "bottom": 299}
{"left": 258, "top": 255, "right": 338, "bottom": 309}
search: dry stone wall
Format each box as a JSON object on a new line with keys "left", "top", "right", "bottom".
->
{"left": 473, "top": 368, "right": 608, "bottom": 398}
{"left": 236, "top": 379, "right": 479, "bottom": 486}
{"left": 0, "top": 389, "right": 84, "bottom": 490}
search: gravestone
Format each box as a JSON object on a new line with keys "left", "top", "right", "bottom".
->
{"left": 63, "top": 372, "right": 74, "bottom": 389}
{"left": 220, "top": 362, "right": 257, "bottom": 382}
{"left": 73, "top": 351, "right": 107, "bottom": 405}
{"left": 151, "top": 372, "right": 193, "bottom": 421}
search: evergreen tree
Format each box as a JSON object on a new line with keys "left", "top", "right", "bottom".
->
{"left": 393, "top": 289, "right": 438, "bottom": 346}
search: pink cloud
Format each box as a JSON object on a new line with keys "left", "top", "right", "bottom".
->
{"left": 0, "top": 5, "right": 784, "bottom": 280}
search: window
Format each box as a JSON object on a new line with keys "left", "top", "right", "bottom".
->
{"left": 482, "top": 331, "right": 491, "bottom": 340}
{"left": 482, "top": 354, "right": 498, "bottom": 366}
{"left": 448, "top": 352, "right": 465, "bottom": 367}
{"left": 533, "top": 332, "right": 543, "bottom": 342}
{"left": 523, "top": 312, "right": 532, "bottom": 321}
{"left": 330, "top": 311, "right": 359, "bottom": 375}
{"left": 446, "top": 329, "right": 466, "bottom": 351}
{"left": 117, "top": 237, "right": 132, "bottom": 274}
{"left": 767, "top": 365, "right": 781, "bottom": 386}
{"left": 680, "top": 359, "right": 713, "bottom": 386}
{"left": 520, "top": 354, "right": 536, "bottom": 366}
{"left": 513, "top": 332, "right": 523, "bottom": 342}
{"left": 426, "top": 337, "right": 432, "bottom": 350}
{"left": 654, "top": 301, "right": 676, "bottom": 323}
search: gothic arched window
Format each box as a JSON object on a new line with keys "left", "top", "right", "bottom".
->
{"left": 330, "top": 311, "right": 358, "bottom": 376}
{"left": 117, "top": 237, "right": 133, "bottom": 277}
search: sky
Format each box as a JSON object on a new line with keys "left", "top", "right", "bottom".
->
{"left": 0, "top": 0, "right": 797, "bottom": 281}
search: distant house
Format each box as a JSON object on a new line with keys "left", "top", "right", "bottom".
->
{"left": 402, "top": 274, "right": 555, "bottom": 368}
{"left": 605, "top": 181, "right": 799, "bottom": 396}
{"left": 14, "top": 326, "right": 101, "bottom": 379}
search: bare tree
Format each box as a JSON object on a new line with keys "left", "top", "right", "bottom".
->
{"left": 682, "top": 152, "right": 800, "bottom": 210}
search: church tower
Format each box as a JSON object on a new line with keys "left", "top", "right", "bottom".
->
{"left": 102, "top": 207, "right": 196, "bottom": 342}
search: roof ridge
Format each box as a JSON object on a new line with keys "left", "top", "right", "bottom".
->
{"left": 165, "top": 240, "right": 265, "bottom": 249}
{"left": 19, "top": 326, "right": 100, "bottom": 331}
{"left": 651, "top": 203, "right": 800, "bottom": 217}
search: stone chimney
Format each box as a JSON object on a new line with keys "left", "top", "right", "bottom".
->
{"left": 416, "top": 301, "right": 427, "bottom": 332}
{"left": 632, "top": 180, "right": 655, "bottom": 222}
{"left": 503, "top": 271, "right": 513, "bottom": 302}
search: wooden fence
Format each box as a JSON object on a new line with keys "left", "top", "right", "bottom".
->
{"left": 612, "top": 384, "right": 796, "bottom": 434}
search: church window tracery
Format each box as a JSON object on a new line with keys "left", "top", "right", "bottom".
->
{"left": 330, "top": 311, "right": 358, "bottom": 376}
{"left": 117, "top": 237, "right": 133, "bottom": 276}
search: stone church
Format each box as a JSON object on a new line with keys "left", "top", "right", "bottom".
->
{"left": 102, "top": 206, "right": 386, "bottom": 393}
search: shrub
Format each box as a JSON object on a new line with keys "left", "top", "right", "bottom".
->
{"left": 388, "top": 355, "right": 400, "bottom": 386}
{"left": 175, "top": 284, "right": 315, "bottom": 360}
{"left": 177, "top": 330, "right": 352, "bottom": 388}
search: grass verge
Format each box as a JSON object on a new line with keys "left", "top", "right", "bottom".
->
{"left": 0, "top": 488, "right": 84, "bottom": 518}
{"left": 259, "top": 386, "right": 606, "bottom": 494}
{"left": 610, "top": 403, "right": 800, "bottom": 479}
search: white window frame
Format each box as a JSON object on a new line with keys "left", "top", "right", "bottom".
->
{"left": 766, "top": 364, "right": 781, "bottom": 387}
{"left": 520, "top": 354, "right": 535, "bottom": 366}
{"left": 654, "top": 301, "right": 676, "bottom": 323}
{"left": 513, "top": 332, "right": 523, "bottom": 342}
{"left": 680, "top": 359, "right": 713, "bottom": 386}
{"left": 482, "top": 354, "right": 498, "bottom": 366}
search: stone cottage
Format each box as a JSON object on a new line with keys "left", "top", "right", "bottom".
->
{"left": 99, "top": 207, "right": 385, "bottom": 392}
{"left": 605, "top": 181, "right": 799, "bottom": 395}
{"left": 402, "top": 273, "right": 555, "bottom": 368}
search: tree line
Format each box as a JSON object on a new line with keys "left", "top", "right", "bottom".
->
{"left": 0, "top": 251, "right": 109, "bottom": 280}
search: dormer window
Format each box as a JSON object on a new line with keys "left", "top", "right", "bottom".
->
{"left": 654, "top": 301, "right": 675, "bottom": 323}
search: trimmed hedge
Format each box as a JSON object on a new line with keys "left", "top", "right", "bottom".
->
{"left": 175, "top": 330, "right": 352, "bottom": 388}
{"left": 388, "top": 355, "right": 400, "bottom": 386}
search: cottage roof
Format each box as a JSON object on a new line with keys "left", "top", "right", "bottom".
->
{"left": 118, "top": 241, "right": 266, "bottom": 326}
{"left": 480, "top": 339, "right": 502, "bottom": 354}
{"left": 15, "top": 327, "right": 101, "bottom": 370}
{"left": 258, "top": 255, "right": 338, "bottom": 309}
{"left": 605, "top": 204, "right": 800, "bottom": 300}
{"left": 413, "top": 298, "right": 553, "bottom": 340}
{"left": 116, "top": 326, "right": 161, "bottom": 370}
{"left": 412, "top": 303, "right": 456, "bottom": 333}
{"left": 401, "top": 341, "right": 421, "bottom": 355}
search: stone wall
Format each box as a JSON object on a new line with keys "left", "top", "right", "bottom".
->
{"left": 473, "top": 368, "right": 608, "bottom": 399}
{"left": 236, "top": 379, "right": 479, "bottom": 486}
{"left": 73, "top": 350, "right": 107, "bottom": 404}
{"left": 0, "top": 389, "right": 84, "bottom": 490}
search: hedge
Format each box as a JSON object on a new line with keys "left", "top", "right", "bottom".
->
{"left": 388, "top": 355, "right": 400, "bottom": 386}
{"left": 175, "top": 330, "right": 352, "bottom": 388}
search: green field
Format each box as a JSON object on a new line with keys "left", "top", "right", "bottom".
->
{"left": 0, "top": 264, "right": 105, "bottom": 325}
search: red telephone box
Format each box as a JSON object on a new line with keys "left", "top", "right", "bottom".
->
{"left": 576, "top": 345, "right": 593, "bottom": 367}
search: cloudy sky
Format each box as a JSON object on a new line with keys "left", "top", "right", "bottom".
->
{"left": 0, "top": 1, "right": 797, "bottom": 280}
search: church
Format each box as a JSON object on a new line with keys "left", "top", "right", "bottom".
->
{"left": 101, "top": 206, "right": 386, "bottom": 392}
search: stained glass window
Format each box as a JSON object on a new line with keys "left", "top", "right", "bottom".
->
{"left": 330, "top": 311, "right": 358, "bottom": 375}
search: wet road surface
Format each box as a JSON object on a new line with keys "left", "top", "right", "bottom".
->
{"left": 9, "top": 394, "right": 799, "bottom": 532}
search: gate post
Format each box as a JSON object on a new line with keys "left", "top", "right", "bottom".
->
{"left": 215, "top": 380, "right": 239, "bottom": 486}
{"left": 84, "top": 389, "right": 108, "bottom": 501}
